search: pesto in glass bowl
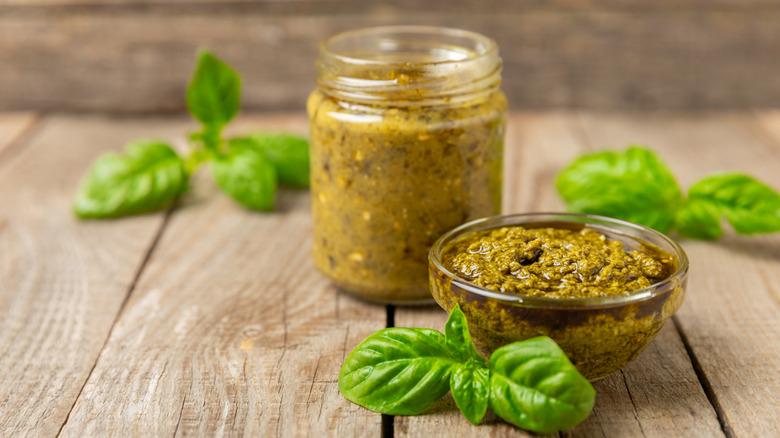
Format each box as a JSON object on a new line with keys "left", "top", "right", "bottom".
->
{"left": 428, "top": 213, "right": 689, "bottom": 381}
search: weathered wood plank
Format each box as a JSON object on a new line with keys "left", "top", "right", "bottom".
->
{"left": 578, "top": 111, "right": 780, "bottom": 437}
{"left": 3, "top": 4, "right": 780, "bottom": 112}
{"left": 6, "top": 1, "right": 780, "bottom": 8}
{"left": 753, "top": 109, "right": 780, "bottom": 144}
{"left": 569, "top": 323, "right": 724, "bottom": 438}
{"left": 0, "top": 115, "right": 173, "bottom": 436}
{"left": 395, "top": 113, "right": 723, "bottom": 437}
{"left": 58, "top": 115, "right": 385, "bottom": 437}
{"left": 0, "top": 112, "right": 36, "bottom": 157}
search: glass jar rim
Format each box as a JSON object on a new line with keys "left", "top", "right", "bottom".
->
{"left": 315, "top": 26, "right": 503, "bottom": 106}
{"left": 318, "top": 25, "right": 499, "bottom": 67}
{"left": 429, "top": 212, "right": 690, "bottom": 309}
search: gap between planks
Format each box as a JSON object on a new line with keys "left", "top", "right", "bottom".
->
{"left": 55, "top": 207, "right": 176, "bottom": 437}
{"left": 382, "top": 305, "right": 396, "bottom": 438}
{"left": 671, "top": 316, "right": 735, "bottom": 438}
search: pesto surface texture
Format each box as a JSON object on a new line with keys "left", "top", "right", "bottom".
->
{"left": 443, "top": 226, "right": 675, "bottom": 298}
{"left": 308, "top": 89, "right": 506, "bottom": 302}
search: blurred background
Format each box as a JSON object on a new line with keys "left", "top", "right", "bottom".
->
{"left": 2, "top": 0, "right": 779, "bottom": 113}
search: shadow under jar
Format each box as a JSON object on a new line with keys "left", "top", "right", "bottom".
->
{"left": 308, "top": 26, "right": 507, "bottom": 304}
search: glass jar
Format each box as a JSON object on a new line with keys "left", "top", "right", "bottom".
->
{"left": 308, "top": 26, "right": 507, "bottom": 304}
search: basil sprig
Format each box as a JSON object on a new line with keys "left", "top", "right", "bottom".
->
{"left": 556, "top": 146, "right": 780, "bottom": 239}
{"left": 74, "top": 49, "right": 310, "bottom": 219}
{"left": 338, "top": 306, "right": 596, "bottom": 433}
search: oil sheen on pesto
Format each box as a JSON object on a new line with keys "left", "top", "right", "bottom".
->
{"left": 443, "top": 226, "right": 675, "bottom": 299}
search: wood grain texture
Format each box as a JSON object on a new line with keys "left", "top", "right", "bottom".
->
{"left": 58, "top": 115, "right": 385, "bottom": 437}
{"left": 395, "top": 113, "right": 723, "bottom": 437}
{"left": 0, "top": 115, "right": 171, "bottom": 436}
{"left": 5, "top": 111, "right": 780, "bottom": 436}
{"left": 0, "top": 112, "right": 36, "bottom": 157}
{"left": 3, "top": 2, "right": 780, "bottom": 112}
{"left": 568, "top": 323, "right": 724, "bottom": 438}
{"left": 578, "top": 111, "right": 780, "bottom": 437}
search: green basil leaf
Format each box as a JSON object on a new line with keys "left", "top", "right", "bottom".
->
{"left": 684, "top": 173, "right": 780, "bottom": 235}
{"left": 338, "top": 327, "right": 456, "bottom": 415}
{"left": 212, "top": 146, "right": 276, "bottom": 211}
{"left": 675, "top": 199, "right": 724, "bottom": 240}
{"left": 556, "top": 146, "right": 683, "bottom": 232}
{"left": 450, "top": 365, "right": 489, "bottom": 425}
{"left": 230, "top": 133, "right": 310, "bottom": 187}
{"left": 488, "top": 337, "right": 595, "bottom": 434}
{"left": 444, "top": 305, "right": 489, "bottom": 424}
{"left": 444, "top": 305, "right": 485, "bottom": 365}
{"left": 190, "top": 124, "right": 222, "bottom": 152}
{"left": 186, "top": 49, "right": 241, "bottom": 130}
{"left": 74, "top": 140, "right": 187, "bottom": 219}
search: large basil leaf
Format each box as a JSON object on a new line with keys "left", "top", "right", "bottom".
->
{"left": 676, "top": 198, "right": 724, "bottom": 240}
{"left": 450, "top": 365, "right": 489, "bottom": 425}
{"left": 338, "top": 328, "right": 456, "bottom": 415}
{"left": 74, "top": 140, "right": 187, "bottom": 218}
{"left": 488, "top": 337, "right": 595, "bottom": 434}
{"left": 186, "top": 49, "right": 241, "bottom": 130}
{"left": 230, "top": 134, "right": 310, "bottom": 188}
{"left": 556, "top": 146, "right": 683, "bottom": 233}
{"left": 212, "top": 146, "right": 276, "bottom": 211}
{"left": 678, "top": 173, "right": 780, "bottom": 237}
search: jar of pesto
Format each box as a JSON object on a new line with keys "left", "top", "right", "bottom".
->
{"left": 308, "top": 26, "right": 506, "bottom": 304}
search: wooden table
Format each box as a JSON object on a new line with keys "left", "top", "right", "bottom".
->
{"left": 1, "top": 111, "right": 779, "bottom": 437}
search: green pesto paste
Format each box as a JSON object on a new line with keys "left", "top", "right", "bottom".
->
{"left": 308, "top": 89, "right": 506, "bottom": 303}
{"left": 444, "top": 226, "right": 674, "bottom": 298}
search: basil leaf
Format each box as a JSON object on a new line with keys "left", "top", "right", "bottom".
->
{"left": 74, "top": 140, "right": 187, "bottom": 219}
{"left": 450, "top": 365, "right": 489, "bottom": 425}
{"left": 682, "top": 173, "right": 780, "bottom": 236}
{"left": 444, "top": 305, "right": 485, "bottom": 365}
{"left": 186, "top": 49, "right": 241, "bottom": 130}
{"left": 212, "top": 146, "right": 276, "bottom": 211}
{"left": 556, "top": 146, "right": 683, "bottom": 232}
{"left": 676, "top": 199, "right": 724, "bottom": 240}
{"left": 338, "top": 328, "right": 456, "bottom": 415}
{"left": 444, "top": 305, "right": 489, "bottom": 424}
{"left": 230, "top": 133, "right": 310, "bottom": 187}
{"left": 488, "top": 337, "right": 595, "bottom": 434}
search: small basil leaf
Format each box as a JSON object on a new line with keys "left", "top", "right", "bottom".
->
{"left": 444, "top": 305, "right": 485, "bottom": 365}
{"left": 686, "top": 173, "right": 780, "bottom": 235}
{"left": 186, "top": 49, "right": 241, "bottom": 129}
{"left": 338, "top": 327, "right": 456, "bottom": 415}
{"left": 488, "top": 337, "right": 595, "bottom": 434}
{"left": 556, "top": 146, "right": 683, "bottom": 233}
{"left": 230, "top": 133, "right": 310, "bottom": 187}
{"left": 450, "top": 365, "right": 489, "bottom": 425}
{"left": 212, "top": 147, "right": 276, "bottom": 211}
{"left": 74, "top": 140, "right": 187, "bottom": 219}
{"left": 675, "top": 199, "right": 724, "bottom": 240}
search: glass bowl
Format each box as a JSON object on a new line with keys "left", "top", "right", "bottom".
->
{"left": 428, "top": 213, "right": 689, "bottom": 381}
